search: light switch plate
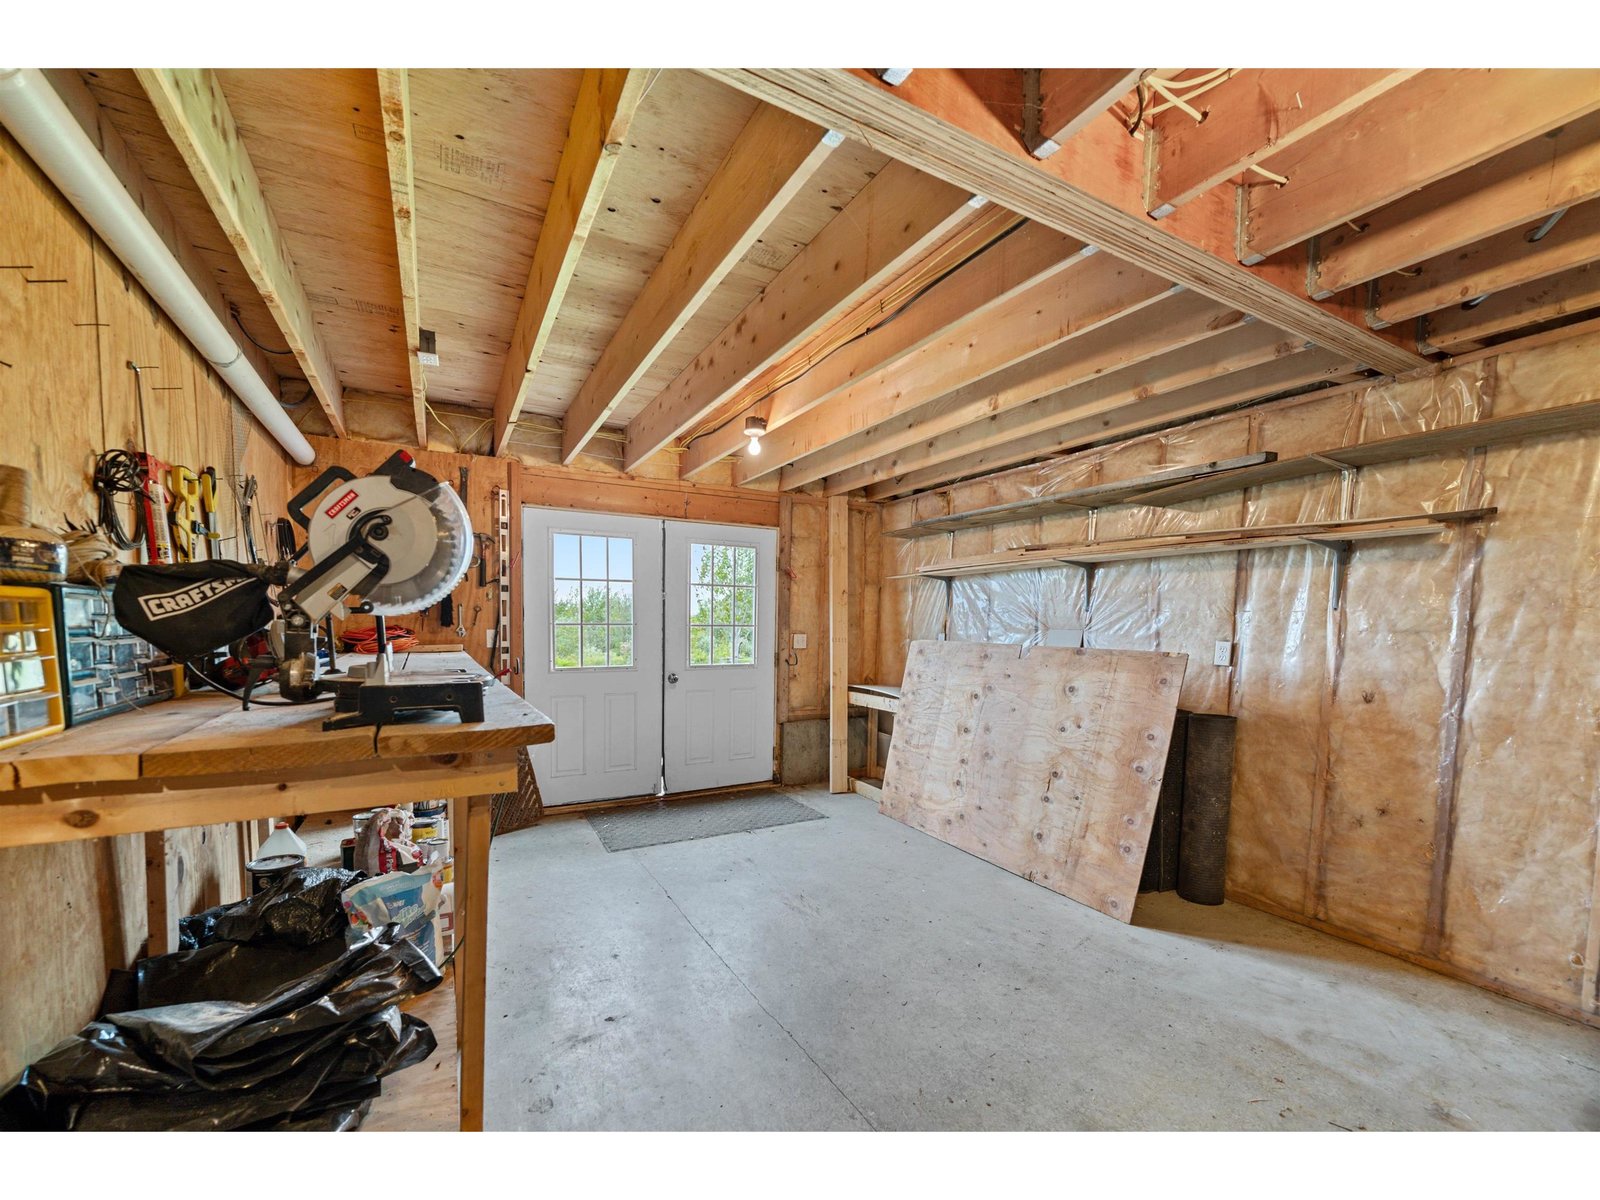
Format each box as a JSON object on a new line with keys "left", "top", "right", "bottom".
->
{"left": 792, "top": 633, "right": 808, "bottom": 650}
{"left": 1213, "top": 639, "right": 1233, "bottom": 667}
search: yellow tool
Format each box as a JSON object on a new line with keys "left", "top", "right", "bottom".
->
{"left": 199, "top": 466, "right": 222, "bottom": 558}
{"left": 167, "top": 465, "right": 200, "bottom": 562}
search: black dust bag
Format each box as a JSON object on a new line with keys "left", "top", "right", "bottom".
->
{"left": 113, "top": 559, "right": 274, "bottom": 659}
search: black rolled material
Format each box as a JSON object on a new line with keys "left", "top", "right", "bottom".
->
{"left": 1139, "top": 711, "right": 1187, "bottom": 894}
{"left": 1177, "top": 713, "right": 1237, "bottom": 905}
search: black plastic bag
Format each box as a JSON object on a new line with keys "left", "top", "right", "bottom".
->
{"left": 0, "top": 926, "right": 439, "bottom": 1131}
{"left": 179, "top": 865, "right": 360, "bottom": 951}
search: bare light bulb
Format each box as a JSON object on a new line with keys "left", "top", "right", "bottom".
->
{"left": 742, "top": 415, "right": 767, "bottom": 458}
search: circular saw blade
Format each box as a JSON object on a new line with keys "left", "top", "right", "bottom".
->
{"left": 363, "top": 481, "right": 473, "bottom": 616}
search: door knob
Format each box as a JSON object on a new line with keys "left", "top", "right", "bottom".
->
{"left": 667, "top": 672, "right": 679, "bottom": 684}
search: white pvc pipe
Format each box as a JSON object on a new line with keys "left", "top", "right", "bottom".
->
{"left": 0, "top": 67, "right": 316, "bottom": 465}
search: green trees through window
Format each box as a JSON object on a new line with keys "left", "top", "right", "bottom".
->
{"left": 551, "top": 533, "right": 634, "bottom": 669}
{"left": 688, "top": 542, "right": 756, "bottom": 665}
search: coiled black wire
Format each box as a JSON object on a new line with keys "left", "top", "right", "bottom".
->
{"left": 93, "top": 449, "right": 147, "bottom": 551}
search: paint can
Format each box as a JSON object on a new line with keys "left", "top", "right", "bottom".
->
{"left": 245, "top": 853, "right": 303, "bottom": 894}
{"left": 340, "top": 837, "right": 357, "bottom": 871}
{"left": 410, "top": 818, "right": 440, "bottom": 842}
{"left": 417, "top": 836, "right": 448, "bottom": 865}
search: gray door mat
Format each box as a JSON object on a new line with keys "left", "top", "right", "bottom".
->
{"left": 587, "top": 791, "right": 826, "bottom": 852}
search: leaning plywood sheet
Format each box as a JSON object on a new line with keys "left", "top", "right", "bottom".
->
{"left": 881, "top": 640, "right": 1187, "bottom": 921}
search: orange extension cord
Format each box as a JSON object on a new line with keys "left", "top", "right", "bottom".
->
{"left": 337, "top": 623, "right": 420, "bottom": 654}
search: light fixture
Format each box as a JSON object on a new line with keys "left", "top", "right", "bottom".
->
{"left": 743, "top": 415, "right": 767, "bottom": 456}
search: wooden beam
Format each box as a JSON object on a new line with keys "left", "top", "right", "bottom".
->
{"left": 679, "top": 221, "right": 1084, "bottom": 478}
{"left": 1241, "top": 69, "right": 1600, "bottom": 263}
{"left": 862, "top": 350, "right": 1361, "bottom": 499}
{"left": 827, "top": 494, "right": 850, "bottom": 795}
{"left": 736, "top": 251, "right": 1176, "bottom": 485}
{"left": 375, "top": 68, "right": 427, "bottom": 447}
{"left": 841, "top": 320, "right": 1309, "bottom": 495}
{"left": 40, "top": 70, "right": 281, "bottom": 398}
{"left": 812, "top": 291, "right": 1249, "bottom": 494}
{"left": 701, "top": 68, "right": 1425, "bottom": 376}
{"left": 622, "top": 159, "right": 979, "bottom": 470}
{"left": 1420, "top": 261, "right": 1600, "bottom": 352}
{"left": 1028, "top": 69, "right": 1145, "bottom": 158}
{"left": 559, "top": 105, "right": 841, "bottom": 464}
{"left": 492, "top": 69, "right": 653, "bottom": 456}
{"left": 1370, "top": 201, "right": 1600, "bottom": 328}
{"left": 136, "top": 68, "right": 347, "bottom": 434}
{"left": 1145, "top": 69, "right": 1420, "bottom": 217}
{"left": 1315, "top": 113, "right": 1600, "bottom": 302}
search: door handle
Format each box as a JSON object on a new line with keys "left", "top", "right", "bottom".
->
{"left": 667, "top": 672, "right": 679, "bottom": 684}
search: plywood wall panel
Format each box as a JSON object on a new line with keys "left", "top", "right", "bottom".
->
{"left": 0, "top": 130, "right": 293, "bottom": 1084}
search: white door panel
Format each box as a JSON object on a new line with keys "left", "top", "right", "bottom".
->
{"left": 523, "top": 509, "right": 663, "bottom": 806}
{"left": 662, "top": 521, "right": 777, "bottom": 792}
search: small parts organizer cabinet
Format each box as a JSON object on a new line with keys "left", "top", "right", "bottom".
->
{"left": 0, "top": 585, "right": 64, "bottom": 750}
{"left": 51, "top": 583, "right": 176, "bottom": 725}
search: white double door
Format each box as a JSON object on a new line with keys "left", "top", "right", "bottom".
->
{"left": 523, "top": 508, "right": 777, "bottom": 807}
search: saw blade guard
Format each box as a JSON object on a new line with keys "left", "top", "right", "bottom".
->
{"left": 363, "top": 479, "right": 473, "bottom": 615}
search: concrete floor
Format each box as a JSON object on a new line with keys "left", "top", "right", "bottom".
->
{"left": 483, "top": 789, "right": 1600, "bottom": 1131}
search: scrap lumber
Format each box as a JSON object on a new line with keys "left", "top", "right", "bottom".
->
{"left": 880, "top": 641, "right": 1187, "bottom": 921}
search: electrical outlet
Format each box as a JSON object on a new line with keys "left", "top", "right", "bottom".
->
{"left": 1213, "top": 639, "right": 1234, "bottom": 667}
{"left": 792, "top": 633, "right": 808, "bottom": 650}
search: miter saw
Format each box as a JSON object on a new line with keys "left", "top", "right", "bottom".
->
{"left": 114, "top": 450, "right": 485, "bottom": 731}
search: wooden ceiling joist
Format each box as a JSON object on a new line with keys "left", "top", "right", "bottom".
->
{"left": 678, "top": 220, "right": 1085, "bottom": 478}
{"left": 842, "top": 320, "right": 1311, "bottom": 495}
{"left": 1371, "top": 201, "right": 1600, "bottom": 329}
{"left": 492, "top": 68, "right": 653, "bottom": 456}
{"left": 734, "top": 251, "right": 1176, "bottom": 486}
{"left": 622, "top": 159, "right": 980, "bottom": 471}
{"left": 1026, "top": 68, "right": 1147, "bottom": 158}
{"left": 557, "top": 104, "right": 841, "bottom": 465}
{"left": 136, "top": 67, "right": 347, "bottom": 434}
{"left": 861, "top": 348, "right": 1362, "bottom": 500}
{"left": 809, "top": 291, "right": 1252, "bottom": 495}
{"left": 1144, "top": 69, "right": 1420, "bottom": 218}
{"left": 1420, "top": 261, "right": 1600, "bottom": 352}
{"left": 702, "top": 68, "right": 1426, "bottom": 376}
{"left": 375, "top": 68, "right": 427, "bottom": 447}
{"left": 1314, "top": 112, "right": 1600, "bottom": 303}
{"left": 1240, "top": 68, "right": 1600, "bottom": 264}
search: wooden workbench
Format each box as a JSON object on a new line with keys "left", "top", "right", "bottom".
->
{"left": 846, "top": 683, "right": 901, "bottom": 801}
{"left": 0, "top": 652, "right": 553, "bottom": 1131}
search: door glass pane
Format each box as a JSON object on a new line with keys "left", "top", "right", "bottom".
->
{"left": 687, "top": 541, "right": 758, "bottom": 668}
{"left": 553, "top": 579, "right": 580, "bottom": 622}
{"left": 553, "top": 533, "right": 581, "bottom": 577}
{"left": 609, "top": 625, "right": 634, "bottom": 667}
{"left": 553, "top": 625, "right": 580, "bottom": 668}
{"left": 553, "top": 533, "right": 635, "bottom": 669}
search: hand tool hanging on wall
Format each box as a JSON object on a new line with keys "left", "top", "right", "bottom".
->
{"left": 238, "top": 475, "right": 260, "bottom": 564}
{"left": 135, "top": 453, "right": 175, "bottom": 565}
{"left": 198, "top": 467, "right": 221, "bottom": 559}
{"left": 168, "top": 465, "right": 201, "bottom": 562}
{"left": 474, "top": 532, "right": 492, "bottom": 588}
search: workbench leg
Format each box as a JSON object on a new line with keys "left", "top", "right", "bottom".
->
{"left": 143, "top": 830, "right": 176, "bottom": 957}
{"left": 455, "top": 793, "right": 492, "bottom": 1131}
{"left": 866, "top": 708, "right": 880, "bottom": 779}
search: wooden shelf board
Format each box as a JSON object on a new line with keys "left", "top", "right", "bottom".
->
{"left": 905, "top": 509, "right": 1496, "bottom": 578}
{"left": 1136, "top": 398, "right": 1600, "bottom": 507}
{"left": 883, "top": 452, "right": 1277, "bottom": 537}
